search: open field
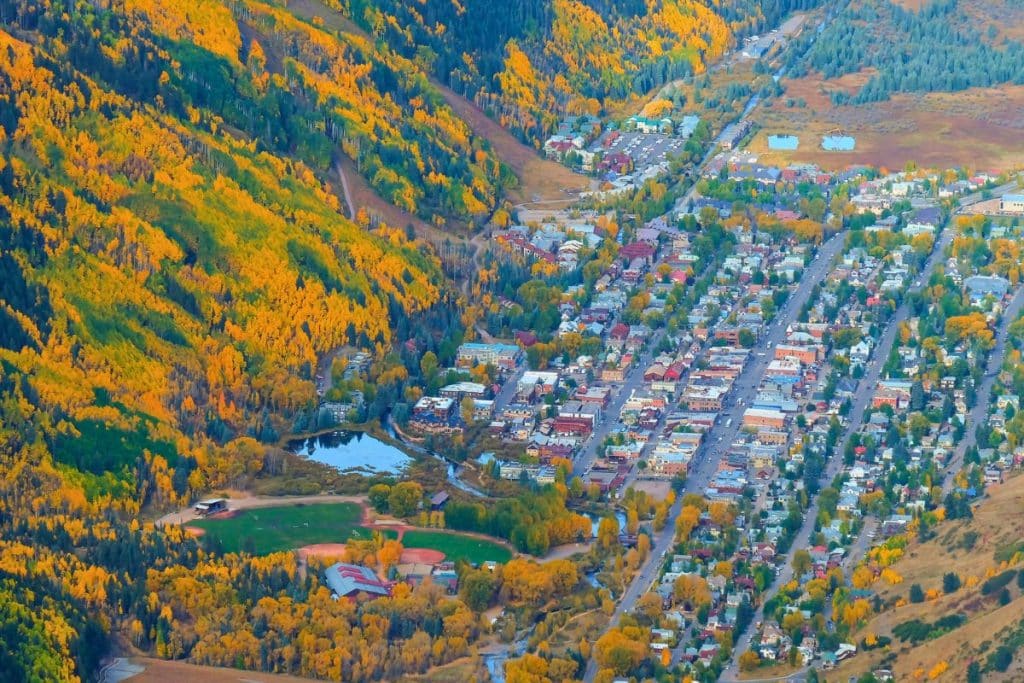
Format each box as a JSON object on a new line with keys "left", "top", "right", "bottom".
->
{"left": 630, "top": 479, "right": 673, "bottom": 499}
{"left": 831, "top": 473, "right": 1024, "bottom": 680}
{"left": 113, "top": 658, "right": 324, "bottom": 683}
{"left": 749, "top": 74, "right": 1024, "bottom": 172}
{"left": 405, "top": 657, "right": 486, "bottom": 683}
{"left": 114, "top": 656, "right": 484, "bottom": 683}
{"left": 401, "top": 529, "right": 512, "bottom": 565}
{"left": 188, "top": 502, "right": 370, "bottom": 554}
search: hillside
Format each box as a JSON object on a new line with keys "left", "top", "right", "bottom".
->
{"left": 786, "top": 0, "right": 1024, "bottom": 104}
{"left": 0, "top": 0, "right": 457, "bottom": 478}
{"left": 343, "top": 0, "right": 822, "bottom": 143}
{"left": 11, "top": 0, "right": 516, "bottom": 228}
{"left": 745, "top": 0, "right": 1024, "bottom": 171}
{"left": 831, "top": 473, "right": 1024, "bottom": 681}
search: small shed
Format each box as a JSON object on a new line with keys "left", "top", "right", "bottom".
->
{"left": 430, "top": 491, "right": 450, "bottom": 510}
{"left": 193, "top": 498, "right": 227, "bottom": 516}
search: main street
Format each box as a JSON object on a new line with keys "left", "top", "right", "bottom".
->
{"left": 572, "top": 329, "right": 666, "bottom": 480}
{"left": 581, "top": 230, "right": 845, "bottom": 682}
{"left": 721, "top": 223, "right": 956, "bottom": 681}
{"left": 941, "top": 285, "right": 1024, "bottom": 494}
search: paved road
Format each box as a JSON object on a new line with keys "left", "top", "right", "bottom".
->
{"left": 942, "top": 285, "right": 1024, "bottom": 494}
{"left": 956, "top": 178, "right": 1022, "bottom": 212}
{"left": 581, "top": 233, "right": 843, "bottom": 682}
{"left": 722, "top": 225, "right": 954, "bottom": 681}
{"left": 686, "top": 232, "right": 845, "bottom": 489}
{"left": 572, "top": 330, "right": 667, "bottom": 479}
{"left": 493, "top": 364, "right": 528, "bottom": 415}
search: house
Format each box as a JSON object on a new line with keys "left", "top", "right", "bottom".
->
{"left": 430, "top": 491, "right": 450, "bottom": 510}
{"left": 324, "top": 562, "right": 391, "bottom": 600}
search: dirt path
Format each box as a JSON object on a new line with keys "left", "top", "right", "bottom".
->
{"left": 541, "top": 542, "right": 593, "bottom": 562}
{"left": 334, "top": 159, "right": 356, "bottom": 220}
{"left": 155, "top": 494, "right": 366, "bottom": 528}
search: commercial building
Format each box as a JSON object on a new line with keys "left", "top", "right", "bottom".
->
{"left": 1000, "top": 193, "right": 1024, "bottom": 215}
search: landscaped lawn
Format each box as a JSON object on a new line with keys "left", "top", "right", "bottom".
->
{"left": 401, "top": 530, "right": 512, "bottom": 565}
{"left": 188, "top": 502, "right": 375, "bottom": 554}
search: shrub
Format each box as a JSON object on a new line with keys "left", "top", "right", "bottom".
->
{"left": 909, "top": 583, "right": 925, "bottom": 603}
{"left": 989, "top": 645, "right": 1014, "bottom": 672}
{"left": 981, "top": 569, "right": 1017, "bottom": 595}
{"left": 892, "top": 614, "right": 966, "bottom": 644}
{"left": 942, "top": 572, "right": 961, "bottom": 593}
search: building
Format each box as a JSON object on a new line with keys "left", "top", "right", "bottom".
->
{"left": 743, "top": 408, "right": 787, "bottom": 430}
{"left": 682, "top": 384, "right": 728, "bottom": 411}
{"left": 456, "top": 343, "right": 521, "bottom": 371}
{"left": 774, "top": 344, "right": 820, "bottom": 365}
{"left": 1000, "top": 193, "right": 1024, "bottom": 215}
{"left": 964, "top": 275, "right": 1010, "bottom": 303}
{"left": 193, "top": 498, "right": 227, "bottom": 516}
{"left": 720, "top": 121, "right": 752, "bottom": 150}
{"left": 324, "top": 562, "right": 390, "bottom": 600}
{"left": 498, "top": 462, "right": 557, "bottom": 484}
{"left": 577, "top": 385, "right": 612, "bottom": 408}
{"left": 649, "top": 449, "right": 692, "bottom": 477}
{"left": 412, "top": 396, "right": 455, "bottom": 420}
{"left": 518, "top": 371, "right": 560, "bottom": 399}
{"left": 439, "top": 382, "right": 489, "bottom": 400}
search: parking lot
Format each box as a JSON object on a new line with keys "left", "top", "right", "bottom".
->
{"left": 591, "top": 131, "right": 689, "bottom": 172}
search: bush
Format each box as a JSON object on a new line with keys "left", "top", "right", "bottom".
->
{"left": 892, "top": 614, "right": 966, "bottom": 644}
{"left": 909, "top": 583, "right": 924, "bottom": 603}
{"left": 943, "top": 572, "right": 961, "bottom": 594}
{"left": 989, "top": 645, "right": 1014, "bottom": 672}
{"left": 999, "top": 588, "right": 1012, "bottom": 606}
{"left": 981, "top": 569, "right": 1017, "bottom": 595}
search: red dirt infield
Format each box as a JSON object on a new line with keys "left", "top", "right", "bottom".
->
{"left": 400, "top": 548, "right": 445, "bottom": 564}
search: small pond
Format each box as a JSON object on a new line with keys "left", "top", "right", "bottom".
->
{"left": 287, "top": 431, "right": 412, "bottom": 475}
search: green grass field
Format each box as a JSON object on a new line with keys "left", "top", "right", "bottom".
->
{"left": 188, "top": 502, "right": 375, "bottom": 555}
{"left": 401, "top": 530, "right": 512, "bottom": 565}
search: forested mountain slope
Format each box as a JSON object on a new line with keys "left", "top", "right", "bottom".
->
{"left": 786, "top": 0, "right": 1024, "bottom": 104}
{"left": 343, "top": 0, "right": 821, "bottom": 142}
{"left": 0, "top": 0, "right": 458, "bottom": 495}
{"left": 0, "top": 2, "right": 451, "bottom": 678}
{"left": 6, "top": 0, "right": 513, "bottom": 226}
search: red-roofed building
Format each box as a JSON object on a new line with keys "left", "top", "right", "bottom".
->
{"left": 620, "top": 242, "right": 656, "bottom": 262}
{"left": 609, "top": 323, "right": 630, "bottom": 341}
{"left": 515, "top": 331, "right": 538, "bottom": 347}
